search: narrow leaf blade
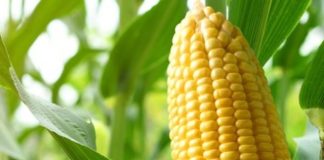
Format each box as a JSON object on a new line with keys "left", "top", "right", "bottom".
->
{"left": 206, "top": 0, "right": 226, "bottom": 15}
{"left": 51, "top": 132, "right": 109, "bottom": 160}
{"left": 299, "top": 42, "right": 324, "bottom": 131}
{"left": 300, "top": 42, "right": 324, "bottom": 109}
{"left": 0, "top": 38, "right": 14, "bottom": 90}
{"left": 100, "top": 0, "right": 187, "bottom": 97}
{"left": 228, "top": 0, "right": 272, "bottom": 53}
{"left": 259, "top": 0, "right": 311, "bottom": 65}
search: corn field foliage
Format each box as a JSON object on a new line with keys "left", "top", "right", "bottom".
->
{"left": 0, "top": 0, "right": 323, "bottom": 159}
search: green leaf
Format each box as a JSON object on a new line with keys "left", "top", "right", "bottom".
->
{"left": 259, "top": 0, "right": 311, "bottom": 65}
{"left": 117, "top": 0, "right": 140, "bottom": 32}
{"left": 7, "top": 0, "right": 84, "bottom": 75}
{"left": 206, "top": 0, "right": 226, "bottom": 15}
{"left": 310, "top": 0, "right": 323, "bottom": 26}
{"left": 270, "top": 17, "right": 315, "bottom": 123}
{"left": 52, "top": 47, "right": 104, "bottom": 103}
{"left": 18, "top": 126, "right": 44, "bottom": 143}
{"left": 9, "top": 68, "right": 110, "bottom": 160}
{"left": 0, "top": 122, "right": 24, "bottom": 160}
{"left": 10, "top": 68, "right": 96, "bottom": 149}
{"left": 227, "top": 0, "right": 311, "bottom": 65}
{"left": 51, "top": 132, "right": 109, "bottom": 160}
{"left": 273, "top": 17, "right": 315, "bottom": 70}
{"left": 300, "top": 42, "right": 324, "bottom": 130}
{"left": 100, "top": 0, "right": 187, "bottom": 97}
{"left": 300, "top": 42, "right": 324, "bottom": 110}
{"left": 150, "top": 128, "right": 170, "bottom": 160}
{"left": 62, "top": 3, "right": 87, "bottom": 44}
{"left": 100, "top": 1, "right": 186, "bottom": 159}
{"left": 0, "top": 36, "right": 109, "bottom": 160}
{"left": 228, "top": 0, "right": 272, "bottom": 53}
{"left": 141, "top": 55, "right": 168, "bottom": 91}
{"left": 0, "top": 38, "right": 14, "bottom": 91}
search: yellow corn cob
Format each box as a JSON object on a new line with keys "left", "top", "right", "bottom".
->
{"left": 167, "top": 3, "right": 290, "bottom": 160}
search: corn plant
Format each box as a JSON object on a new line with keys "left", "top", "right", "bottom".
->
{"left": 0, "top": 0, "right": 323, "bottom": 160}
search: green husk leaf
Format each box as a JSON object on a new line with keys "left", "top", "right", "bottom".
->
{"left": 100, "top": 0, "right": 187, "bottom": 97}
{"left": 300, "top": 42, "right": 324, "bottom": 129}
{"left": 227, "top": 0, "right": 311, "bottom": 65}
{"left": 228, "top": 0, "right": 272, "bottom": 53}
{"left": 259, "top": 0, "right": 311, "bottom": 65}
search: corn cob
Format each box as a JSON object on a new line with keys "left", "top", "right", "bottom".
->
{"left": 167, "top": 3, "right": 290, "bottom": 160}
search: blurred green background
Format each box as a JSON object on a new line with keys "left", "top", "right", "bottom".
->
{"left": 0, "top": 0, "right": 323, "bottom": 159}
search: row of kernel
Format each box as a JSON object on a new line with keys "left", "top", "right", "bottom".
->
{"left": 233, "top": 53, "right": 271, "bottom": 159}
{"left": 239, "top": 53, "right": 276, "bottom": 159}
{"left": 200, "top": 12, "right": 240, "bottom": 159}
{"left": 260, "top": 62, "right": 290, "bottom": 159}
{"left": 230, "top": 34, "right": 278, "bottom": 159}
{"left": 181, "top": 15, "right": 205, "bottom": 160}
{"left": 223, "top": 28, "right": 259, "bottom": 160}
{"left": 175, "top": 17, "right": 198, "bottom": 159}
{"left": 167, "top": 36, "right": 181, "bottom": 159}
{"left": 175, "top": 67, "right": 187, "bottom": 159}
{"left": 233, "top": 67, "right": 262, "bottom": 159}
{"left": 168, "top": 18, "right": 190, "bottom": 159}
{"left": 189, "top": 18, "right": 219, "bottom": 158}
{"left": 254, "top": 59, "right": 290, "bottom": 159}
{"left": 226, "top": 30, "right": 260, "bottom": 160}
{"left": 167, "top": 68, "right": 181, "bottom": 159}
{"left": 251, "top": 52, "right": 280, "bottom": 159}
{"left": 168, "top": 76, "right": 180, "bottom": 160}
{"left": 254, "top": 54, "right": 290, "bottom": 159}
{"left": 197, "top": 9, "right": 231, "bottom": 159}
{"left": 260, "top": 80, "right": 289, "bottom": 158}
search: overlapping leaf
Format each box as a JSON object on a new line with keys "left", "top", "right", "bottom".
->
{"left": 51, "top": 132, "right": 109, "bottom": 160}
{"left": 259, "top": 0, "right": 311, "bottom": 65}
{"left": 228, "top": 0, "right": 272, "bottom": 53}
{"left": 100, "top": 0, "right": 187, "bottom": 97}
{"left": 0, "top": 37, "right": 109, "bottom": 160}
{"left": 227, "top": 0, "right": 311, "bottom": 65}
{"left": 300, "top": 42, "right": 324, "bottom": 110}
{"left": 299, "top": 42, "right": 324, "bottom": 132}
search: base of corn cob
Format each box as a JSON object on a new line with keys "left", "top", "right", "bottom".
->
{"left": 167, "top": 2, "right": 290, "bottom": 160}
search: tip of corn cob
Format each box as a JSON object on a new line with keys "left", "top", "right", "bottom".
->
{"left": 167, "top": 4, "right": 291, "bottom": 160}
